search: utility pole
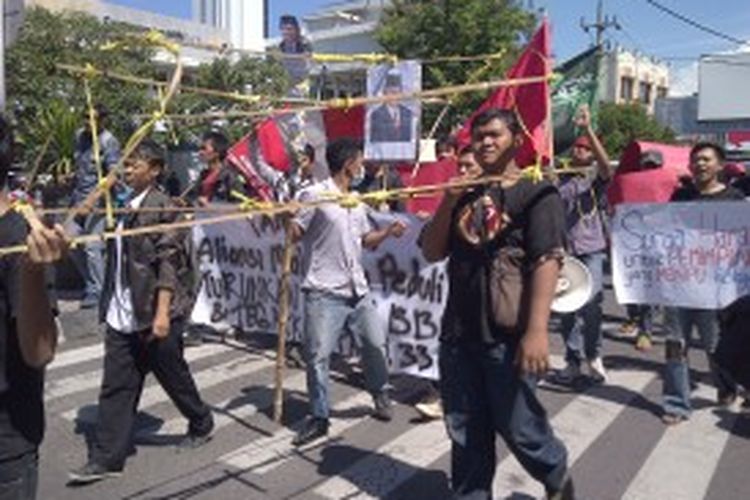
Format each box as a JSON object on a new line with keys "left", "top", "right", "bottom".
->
{"left": 580, "top": 0, "right": 621, "bottom": 50}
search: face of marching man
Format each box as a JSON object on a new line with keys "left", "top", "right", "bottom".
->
{"left": 124, "top": 156, "right": 160, "bottom": 194}
{"left": 690, "top": 146, "right": 723, "bottom": 188}
{"left": 471, "top": 117, "right": 523, "bottom": 174}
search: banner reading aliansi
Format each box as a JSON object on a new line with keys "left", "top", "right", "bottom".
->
{"left": 611, "top": 201, "right": 750, "bottom": 309}
{"left": 189, "top": 210, "right": 447, "bottom": 380}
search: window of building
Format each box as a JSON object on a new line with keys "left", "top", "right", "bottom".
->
{"left": 657, "top": 86, "right": 668, "bottom": 99}
{"left": 620, "top": 76, "right": 634, "bottom": 102}
{"left": 639, "top": 82, "right": 652, "bottom": 104}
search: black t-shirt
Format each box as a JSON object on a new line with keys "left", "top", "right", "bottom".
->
{"left": 0, "top": 210, "right": 45, "bottom": 459}
{"left": 441, "top": 178, "right": 565, "bottom": 343}
{"left": 670, "top": 184, "right": 745, "bottom": 202}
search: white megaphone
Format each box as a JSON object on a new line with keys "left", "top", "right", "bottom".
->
{"left": 551, "top": 255, "right": 594, "bottom": 313}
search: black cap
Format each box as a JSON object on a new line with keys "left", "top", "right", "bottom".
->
{"left": 279, "top": 15, "right": 299, "bottom": 28}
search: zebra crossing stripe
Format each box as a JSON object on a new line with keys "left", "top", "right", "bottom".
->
{"left": 224, "top": 354, "right": 564, "bottom": 478}
{"left": 621, "top": 383, "right": 736, "bottom": 500}
{"left": 136, "top": 371, "right": 309, "bottom": 440}
{"left": 312, "top": 419, "right": 449, "bottom": 499}
{"left": 45, "top": 343, "right": 233, "bottom": 401}
{"left": 220, "top": 390, "right": 377, "bottom": 474}
{"left": 492, "top": 367, "right": 656, "bottom": 497}
{"left": 60, "top": 351, "right": 274, "bottom": 423}
{"left": 48, "top": 343, "right": 104, "bottom": 371}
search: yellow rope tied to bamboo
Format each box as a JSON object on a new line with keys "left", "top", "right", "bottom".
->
{"left": 231, "top": 190, "right": 275, "bottom": 213}
{"left": 311, "top": 53, "right": 398, "bottom": 64}
{"left": 63, "top": 30, "right": 184, "bottom": 229}
{"left": 83, "top": 75, "right": 115, "bottom": 229}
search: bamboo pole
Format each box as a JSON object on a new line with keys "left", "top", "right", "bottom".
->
{"left": 273, "top": 217, "right": 296, "bottom": 423}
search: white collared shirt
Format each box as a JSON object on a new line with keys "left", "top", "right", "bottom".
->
{"left": 106, "top": 188, "right": 150, "bottom": 333}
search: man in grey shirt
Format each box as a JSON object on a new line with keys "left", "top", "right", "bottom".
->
{"left": 555, "top": 105, "right": 612, "bottom": 385}
{"left": 289, "top": 138, "right": 406, "bottom": 447}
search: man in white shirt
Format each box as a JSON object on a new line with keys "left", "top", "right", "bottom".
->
{"left": 289, "top": 138, "right": 406, "bottom": 446}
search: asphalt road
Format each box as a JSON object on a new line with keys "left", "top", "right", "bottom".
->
{"left": 37, "top": 288, "right": 750, "bottom": 500}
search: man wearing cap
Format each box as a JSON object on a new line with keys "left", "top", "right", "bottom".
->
{"left": 555, "top": 105, "right": 612, "bottom": 385}
{"left": 369, "top": 73, "right": 413, "bottom": 143}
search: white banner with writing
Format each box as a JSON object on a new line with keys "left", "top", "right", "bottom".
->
{"left": 611, "top": 201, "right": 750, "bottom": 309}
{"left": 190, "top": 212, "right": 446, "bottom": 380}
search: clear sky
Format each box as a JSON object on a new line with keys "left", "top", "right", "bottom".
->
{"left": 107, "top": 0, "right": 750, "bottom": 94}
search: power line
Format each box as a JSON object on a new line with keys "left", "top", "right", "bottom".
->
{"left": 644, "top": 0, "right": 748, "bottom": 46}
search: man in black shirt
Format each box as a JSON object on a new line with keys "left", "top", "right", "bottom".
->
{"left": 420, "top": 109, "right": 573, "bottom": 499}
{"left": 0, "top": 115, "right": 69, "bottom": 500}
{"left": 661, "top": 142, "right": 744, "bottom": 426}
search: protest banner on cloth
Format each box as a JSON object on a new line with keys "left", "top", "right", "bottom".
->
{"left": 190, "top": 210, "right": 446, "bottom": 380}
{"left": 611, "top": 201, "right": 750, "bottom": 309}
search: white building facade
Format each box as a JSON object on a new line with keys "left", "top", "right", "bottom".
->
{"left": 193, "top": 0, "right": 267, "bottom": 52}
{"left": 599, "top": 45, "right": 670, "bottom": 114}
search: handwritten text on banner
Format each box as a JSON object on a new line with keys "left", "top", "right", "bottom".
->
{"left": 611, "top": 201, "right": 750, "bottom": 309}
{"left": 190, "top": 212, "right": 446, "bottom": 380}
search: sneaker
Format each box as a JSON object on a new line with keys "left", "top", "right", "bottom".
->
{"left": 176, "top": 431, "right": 213, "bottom": 452}
{"left": 587, "top": 357, "right": 608, "bottom": 384}
{"left": 661, "top": 413, "right": 687, "bottom": 426}
{"left": 635, "top": 333, "right": 653, "bottom": 352}
{"left": 183, "top": 329, "right": 204, "bottom": 348}
{"left": 414, "top": 398, "right": 443, "bottom": 420}
{"left": 547, "top": 476, "right": 576, "bottom": 500}
{"left": 293, "top": 417, "right": 329, "bottom": 446}
{"left": 717, "top": 390, "right": 738, "bottom": 408}
{"left": 555, "top": 362, "right": 581, "bottom": 384}
{"left": 616, "top": 321, "right": 639, "bottom": 339}
{"left": 67, "top": 462, "right": 122, "bottom": 486}
{"left": 372, "top": 392, "right": 393, "bottom": 422}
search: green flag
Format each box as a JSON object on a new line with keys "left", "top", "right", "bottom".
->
{"left": 552, "top": 47, "right": 600, "bottom": 156}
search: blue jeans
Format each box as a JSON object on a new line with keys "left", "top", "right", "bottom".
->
{"left": 439, "top": 341, "right": 568, "bottom": 499}
{"left": 303, "top": 290, "right": 389, "bottom": 419}
{"left": 0, "top": 451, "right": 38, "bottom": 500}
{"left": 560, "top": 251, "right": 605, "bottom": 365}
{"left": 66, "top": 213, "right": 105, "bottom": 301}
{"left": 662, "top": 307, "right": 737, "bottom": 417}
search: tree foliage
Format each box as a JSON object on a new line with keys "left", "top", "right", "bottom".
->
{"left": 172, "top": 56, "right": 289, "bottom": 143}
{"left": 375, "top": 0, "right": 537, "bottom": 135}
{"left": 597, "top": 102, "right": 676, "bottom": 159}
{"left": 6, "top": 7, "right": 290, "bottom": 173}
{"left": 7, "top": 7, "right": 157, "bottom": 169}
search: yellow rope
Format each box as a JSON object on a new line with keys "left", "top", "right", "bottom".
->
{"left": 63, "top": 30, "right": 184, "bottom": 229}
{"left": 83, "top": 77, "right": 115, "bottom": 229}
{"left": 150, "top": 74, "right": 554, "bottom": 122}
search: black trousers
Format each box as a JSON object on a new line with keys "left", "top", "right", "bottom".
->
{"left": 0, "top": 451, "right": 38, "bottom": 500}
{"left": 91, "top": 319, "right": 213, "bottom": 470}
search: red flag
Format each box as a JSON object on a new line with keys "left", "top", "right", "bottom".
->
{"left": 456, "top": 19, "right": 551, "bottom": 167}
{"left": 396, "top": 159, "right": 459, "bottom": 215}
{"left": 257, "top": 118, "right": 291, "bottom": 173}
{"left": 226, "top": 135, "right": 275, "bottom": 201}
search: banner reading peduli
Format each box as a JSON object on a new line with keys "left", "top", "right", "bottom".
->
{"left": 611, "top": 201, "right": 750, "bottom": 309}
{"left": 190, "top": 209, "right": 447, "bottom": 380}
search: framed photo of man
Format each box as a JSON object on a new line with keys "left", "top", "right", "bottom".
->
{"left": 365, "top": 61, "right": 422, "bottom": 161}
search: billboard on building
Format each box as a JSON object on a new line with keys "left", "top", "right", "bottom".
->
{"left": 699, "top": 52, "right": 750, "bottom": 121}
{"left": 365, "top": 61, "right": 421, "bottom": 161}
